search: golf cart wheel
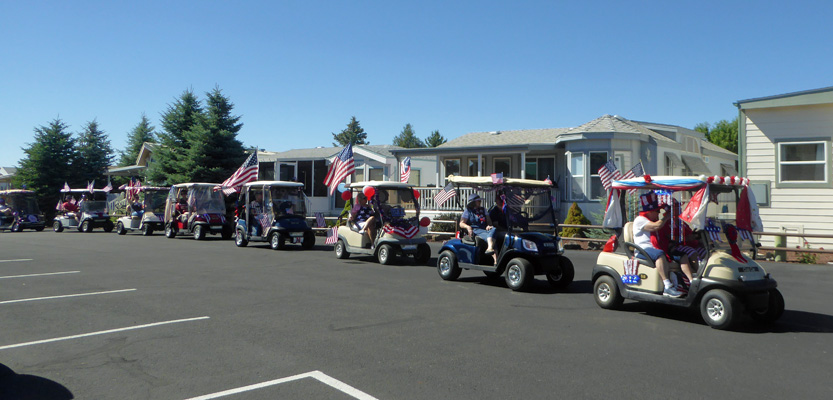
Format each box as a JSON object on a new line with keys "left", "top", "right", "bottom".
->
{"left": 302, "top": 231, "right": 315, "bottom": 249}
{"left": 53, "top": 221, "right": 63, "bottom": 232}
{"left": 235, "top": 229, "right": 248, "bottom": 247}
{"left": 35, "top": 225, "right": 45, "bottom": 232}
{"left": 413, "top": 243, "right": 431, "bottom": 264}
{"left": 505, "top": 257, "right": 533, "bottom": 292}
{"left": 750, "top": 288, "right": 785, "bottom": 324}
{"left": 546, "top": 256, "right": 575, "bottom": 289}
{"left": 165, "top": 223, "right": 176, "bottom": 238}
{"left": 221, "top": 226, "right": 233, "bottom": 240}
{"left": 437, "top": 250, "right": 461, "bottom": 281}
{"left": 103, "top": 221, "right": 114, "bottom": 233}
{"left": 700, "top": 289, "right": 739, "bottom": 330}
{"left": 11, "top": 222, "right": 21, "bottom": 232}
{"left": 594, "top": 275, "right": 624, "bottom": 310}
{"left": 377, "top": 244, "right": 394, "bottom": 265}
{"left": 270, "top": 232, "right": 284, "bottom": 250}
{"left": 193, "top": 225, "right": 206, "bottom": 240}
{"left": 116, "top": 221, "right": 127, "bottom": 235}
{"left": 142, "top": 224, "right": 153, "bottom": 236}
{"left": 81, "top": 220, "right": 92, "bottom": 233}
{"left": 335, "top": 239, "right": 349, "bottom": 259}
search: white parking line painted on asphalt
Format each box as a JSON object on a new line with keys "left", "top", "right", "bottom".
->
{"left": 0, "top": 271, "right": 80, "bottom": 279}
{"left": 184, "top": 370, "right": 379, "bottom": 400}
{"left": 0, "top": 288, "right": 137, "bottom": 305}
{"left": 0, "top": 316, "right": 210, "bottom": 351}
{"left": 0, "top": 259, "right": 33, "bottom": 263}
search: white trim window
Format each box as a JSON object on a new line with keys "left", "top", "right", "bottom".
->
{"left": 494, "top": 157, "right": 511, "bottom": 176}
{"left": 778, "top": 141, "right": 828, "bottom": 183}
{"left": 589, "top": 151, "right": 609, "bottom": 200}
{"left": 444, "top": 158, "right": 461, "bottom": 177}
{"left": 568, "top": 152, "right": 585, "bottom": 201}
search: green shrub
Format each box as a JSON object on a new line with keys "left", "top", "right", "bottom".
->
{"left": 430, "top": 212, "right": 459, "bottom": 233}
{"left": 561, "top": 202, "right": 591, "bottom": 237}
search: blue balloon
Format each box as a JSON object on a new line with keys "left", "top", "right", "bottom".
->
{"left": 337, "top": 183, "right": 347, "bottom": 193}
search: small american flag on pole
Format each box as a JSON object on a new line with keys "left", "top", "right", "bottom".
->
{"left": 598, "top": 159, "right": 621, "bottom": 191}
{"left": 62, "top": 182, "right": 70, "bottom": 192}
{"left": 87, "top": 180, "right": 95, "bottom": 192}
{"left": 400, "top": 157, "right": 411, "bottom": 183}
{"left": 324, "top": 144, "right": 355, "bottom": 195}
{"left": 103, "top": 182, "right": 113, "bottom": 193}
{"left": 219, "top": 151, "right": 259, "bottom": 195}
{"left": 622, "top": 162, "right": 644, "bottom": 194}
{"left": 325, "top": 226, "right": 338, "bottom": 244}
{"left": 433, "top": 182, "right": 457, "bottom": 207}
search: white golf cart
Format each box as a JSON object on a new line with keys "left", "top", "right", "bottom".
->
{"left": 53, "top": 189, "right": 114, "bottom": 233}
{"left": 233, "top": 181, "right": 315, "bottom": 249}
{"left": 164, "top": 183, "right": 233, "bottom": 240}
{"left": 115, "top": 186, "right": 169, "bottom": 236}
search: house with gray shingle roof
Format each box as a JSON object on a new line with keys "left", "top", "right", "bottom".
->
{"left": 0, "top": 167, "right": 18, "bottom": 190}
{"left": 390, "top": 114, "right": 737, "bottom": 222}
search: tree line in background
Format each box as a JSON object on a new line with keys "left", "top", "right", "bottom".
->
{"left": 695, "top": 116, "right": 738, "bottom": 154}
{"left": 331, "top": 117, "right": 447, "bottom": 148}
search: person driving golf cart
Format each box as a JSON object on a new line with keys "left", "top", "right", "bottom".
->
{"left": 459, "top": 193, "right": 498, "bottom": 265}
{"left": 61, "top": 195, "right": 79, "bottom": 215}
{"left": 175, "top": 192, "right": 190, "bottom": 222}
{"left": 129, "top": 195, "right": 144, "bottom": 217}
{"left": 348, "top": 192, "right": 378, "bottom": 243}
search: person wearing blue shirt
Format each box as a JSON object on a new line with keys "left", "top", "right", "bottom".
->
{"left": 459, "top": 193, "right": 497, "bottom": 265}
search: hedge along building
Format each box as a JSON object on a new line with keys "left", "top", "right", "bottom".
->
{"left": 735, "top": 86, "right": 833, "bottom": 248}
{"left": 389, "top": 114, "right": 737, "bottom": 223}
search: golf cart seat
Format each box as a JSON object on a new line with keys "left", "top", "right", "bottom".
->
{"left": 622, "top": 221, "right": 656, "bottom": 268}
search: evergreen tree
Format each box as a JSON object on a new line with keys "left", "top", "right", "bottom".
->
{"left": 561, "top": 202, "right": 591, "bottom": 237}
{"left": 148, "top": 89, "right": 204, "bottom": 184}
{"left": 186, "top": 87, "right": 247, "bottom": 183}
{"left": 75, "top": 119, "right": 114, "bottom": 185}
{"left": 119, "top": 114, "right": 156, "bottom": 166}
{"left": 392, "top": 123, "right": 426, "bottom": 148}
{"left": 423, "top": 130, "right": 447, "bottom": 147}
{"left": 13, "top": 118, "right": 79, "bottom": 219}
{"left": 332, "top": 116, "right": 368, "bottom": 146}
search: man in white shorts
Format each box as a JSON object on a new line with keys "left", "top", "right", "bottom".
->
{"left": 633, "top": 191, "right": 683, "bottom": 298}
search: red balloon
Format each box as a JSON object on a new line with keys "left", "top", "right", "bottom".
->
{"left": 419, "top": 217, "right": 431, "bottom": 227}
{"left": 341, "top": 191, "right": 352, "bottom": 201}
{"left": 363, "top": 186, "right": 375, "bottom": 198}
{"left": 413, "top": 189, "right": 420, "bottom": 199}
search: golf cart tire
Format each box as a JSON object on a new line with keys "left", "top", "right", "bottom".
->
{"left": 377, "top": 244, "right": 394, "bottom": 265}
{"left": 750, "top": 288, "right": 785, "bottom": 324}
{"left": 165, "top": 224, "right": 176, "bottom": 238}
{"left": 270, "top": 232, "right": 283, "bottom": 250}
{"left": 700, "top": 289, "right": 739, "bottom": 330}
{"left": 437, "top": 250, "right": 461, "bottom": 281}
{"left": 35, "top": 226, "right": 45, "bottom": 232}
{"left": 81, "top": 220, "right": 92, "bottom": 233}
{"left": 193, "top": 225, "right": 206, "bottom": 240}
{"left": 221, "top": 226, "right": 233, "bottom": 240}
{"left": 335, "top": 239, "right": 349, "bottom": 259}
{"left": 505, "top": 257, "right": 533, "bottom": 291}
{"left": 413, "top": 243, "right": 431, "bottom": 264}
{"left": 53, "top": 221, "right": 63, "bottom": 232}
{"left": 302, "top": 231, "right": 315, "bottom": 249}
{"left": 546, "top": 256, "right": 575, "bottom": 289}
{"left": 116, "top": 221, "right": 127, "bottom": 235}
{"left": 235, "top": 229, "right": 248, "bottom": 247}
{"left": 593, "top": 275, "right": 624, "bottom": 310}
{"left": 142, "top": 224, "right": 153, "bottom": 236}
{"left": 103, "top": 221, "right": 114, "bottom": 233}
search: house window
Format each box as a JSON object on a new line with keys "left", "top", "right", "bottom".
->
{"left": 525, "top": 157, "right": 555, "bottom": 182}
{"left": 407, "top": 169, "right": 421, "bottom": 186}
{"left": 313, "top": 160, "right": 328, "bottom": 197}
{"left": 298, "top": 161, "right": 313, "bottom": 196}
{"left": 525, "top": 159, "right": 537, "bottom": 180}
{"left": 494, "top": 157, "right": 511, "bottom": 176}
{"left": 568, "top": 152, "right": 585, "bottom": 200}
{"left": 444, "top": 159, "right": 461, "bottom": 177}
{"left": 589, "top": 152, "right": 609, "bottom": 200}
{"left": 778, "top": 141, "right": 827, "bottom": 183}
{"left": 279, "top": 163, "right": 296, "bottom": 181}
{"left": 368, "top": 167, "right": 384, "bottom": 181}
{"left": 467, "top": 158, "right": 478, "bottom": 176}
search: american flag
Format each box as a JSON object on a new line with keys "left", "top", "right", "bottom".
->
{"left": 55, "top": 199, "right": 61, "bottom": 211}
{"left": 87, "top": 180, "right": 95, "bottom": 192}
{"left": 491, "top": 172, "right": 504, "bottom": 184}
{"left": 400, "top": 157, "right": 411, "bottom": 183}
{"left": 676, "top": 245, "right": 708, "bottom": 261}
{"left": 219, "top": 151, "right": 259, "bottom": 195}
{"left": 543, "top": 175, "right": 553, "bottom": 185}
{"left": 256, "top": 213, "right": 271, "bottom": 233}
{"left": 315, "top": 212, "right": 325, "bottom": 228}
{"left": 383, "top": 223, "right": 419, "bottom": 239}
{"left": 598, "top": 159, "right": 621, "bottom": 191}
{"left": 103, "top": 182, "right": 113, "bottom": 193}
{"left": 705, "top": 219, "right": 722, "bottom": 243}
{"left": 503, "top": 191, "right": 526, "bottom": 212}
{"left": 62, "top": 182, "right": 70, "bottom": 192}
{"left": 325, "top": 226, "right": 338, "bottom": 244}
{"left": 622, "top": 162, "right": 644, "bottom": 194}
{"left": 323, "top": 144, "right": 355, "bottom": 195}
{"left": 433, "top": 182, "right": 457, "bottom": 207}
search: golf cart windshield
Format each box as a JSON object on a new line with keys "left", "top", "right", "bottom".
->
{"left": 144, "top": 190, "right": 167, "bottom": 213}
{"left": 270, "top": 186, "right": 307, "bottom": 217}
{"left": 375, "top": 187, "right": 418, "bottom": 222}
{"left": 3, "top": 193, "right": 40, "bottom": 215}
{"left": 446, "top": 176, "right": 557, "bottom": 231}
{"left": 82, "top": 201, "right": 107, "bottom": 213}
{"left": 189, "top": 186, "right": 226, "bottom": 214}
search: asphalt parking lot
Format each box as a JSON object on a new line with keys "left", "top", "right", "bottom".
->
{"left": 2, "top": 231, "right": 833, "bottom": 399}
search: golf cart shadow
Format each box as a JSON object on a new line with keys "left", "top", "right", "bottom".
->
{"left": 455, "top": 276, "right": 592, "bottom": 294}
{"left": 352, "top": 255, "right": 437, "bottom": 266}
{"left": 0, "top": 363, "right": 73, "bottom": 399}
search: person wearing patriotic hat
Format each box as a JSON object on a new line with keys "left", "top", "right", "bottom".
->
{"left": 633, "top": 191, "right": 683, "bottom": 298}
{"left": 460, "top": 193, "right": 498, "bottom": 265}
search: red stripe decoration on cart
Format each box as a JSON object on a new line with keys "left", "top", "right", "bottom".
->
{"left": 325, "top": 226, "right": 338, "bottom": 244}
{"left": 383, "top": 223, "right": 419, "bottom": 239}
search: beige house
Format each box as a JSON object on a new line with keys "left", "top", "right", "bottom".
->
{"left": 736, "top": 86, "right": 833, "bottom": 247}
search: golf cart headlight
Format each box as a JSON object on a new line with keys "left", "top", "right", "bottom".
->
{"left": 522, "top": 239, "right": 538, "bottom": 252}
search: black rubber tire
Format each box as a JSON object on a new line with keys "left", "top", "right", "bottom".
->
{"left": 505, "top": 257, "right": 533, "bottom": 291}
{"left": 302, "top": 231, "right": 315, "bottom": 249}
{"left": 142, "top": 224, "right": 153, "bottom": 236}
{"left": 593, "top": 275, "right": 624, "bottom": 310}
{"left": 81, "top": 220, "right": 92, "bottom": 233}
{"left": 235, "top": 229, "right": 248, "bottom": 247}
{"left": 193, "top": 225, "right": 206, "bottom": 240}
{"left": 335, "top": 239, "right": 349, "bottom": 259}
{"left": 700, "top": 289, "right": 739, "bottom": 330}
{"left": 413, "top": 243, "right": 431, "bottom": 264}
{"left": 437, "top": 250, "right": 461, "bottom": 281}
{"left": 116, "top": 222, "right": 127, "bottom": 235}
{"left": 53, "top": 221, "right": 63, "bottom": 232}
{"left": 165, "top": 223, "right": 176, "bottom": 238}
{"left": 221, "top": 225, "right": 233, "bottom": 240}
{"left": 270, "top": 232, "right": 282, "bottom": 250}
{"left": 750, "top": 288, "right": 785, "bottom": 324}
{"left": 546, "top": 257, "right": 575, "bottom": 289}
{"left": 34, "top": 226, "right": 45, "bottom": 232}
{"left": 103, "top": 221, "right": 114, "bottom": 233}
{"left": 377, "top": 244, "right": 395, "bottom": 265}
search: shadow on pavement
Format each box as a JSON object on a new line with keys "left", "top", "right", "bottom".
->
{"left": 0, "top": 363, "right": 74, "bottom": 400}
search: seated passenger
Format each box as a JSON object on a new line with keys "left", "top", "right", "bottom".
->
{"left": 488, "top": 195, "right": 508, "bottom": 230}
{"left": 0, "top": 198, "right": 13, "bottom": 216}
{"left": 130, "top": 197, "right": 144, "bottom": 217}
{"left": 250, "top": 192, "right": 265, "bottom": 235}
{"left": 654, "top": 201, "right": 696, "bottom": 284}
{"left": 175, "top": 196, "right": 190, "bottom": 222}
{"left": 349, "top": 192, "right": 377, "bottom": 244}
{"left": 633, "top": 192, "right": 683, "bottom": 298}
{"left": 61, "top": 195, "right": 79, "bottom": 214}
{"left": 459, "top": 194, "right": 497, "bottom": 265}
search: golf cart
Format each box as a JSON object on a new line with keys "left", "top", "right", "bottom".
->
{"left": 164, "top": 183, "right": 233, "bottom": 240}
{"left": 436, "top": 176, "right": 573, "bottom": 292}
{"left": 333, "top": 181, "right": 431, "bottom": 265}
{"left": 233, "top": 181, "right": 315, "bottom": 249}
{"left": 0, "top": 190, "right": 45, "bottom": 232}
{"left": 53, "top": 189, "right": 114, "bottom": 233}
{"left": 115, "top": 186, "right": 169, "bottom": 236}
{"left": 591, "top": 175, "right": 783, "bottom": 330}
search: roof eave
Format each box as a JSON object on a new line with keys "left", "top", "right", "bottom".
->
{"left": 735, "top": 86, "right": 833, "bottom": 109}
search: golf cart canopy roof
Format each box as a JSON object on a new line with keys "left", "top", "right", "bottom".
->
{"left": 348, "top": 181, "right": 415, "bottom": 189}
{"left": 447, "top": 175, "right": 553, "bottom": 188}
{"left": 60, "top": 188, "right": 112, "bottom": 193}
{"left": 0, "top": 190, "right": 35, "bottom": 195}
{"left": 170, "top": 182, "right": 221, "bottom": 189}
{"left": 242, "top": 181, "right": 304, "bottom": 188}
{"left": 610, "top": 175, "right": 751, "bottom": 191}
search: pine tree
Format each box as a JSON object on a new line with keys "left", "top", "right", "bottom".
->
{"left": 561, "top": 202, "right": 591, "bottom": 237}
{"left": 13, "top": 118, "right": 79, "bottom": 219}
{"left": 75, "top": 119, "right": 114, "bottom": 185}
{"left": 332, "top": 116, "right": 368, "bottom": 146}
{"left": 119, "top": 114, "right": 156, "bottom": 166}
{"left": 186, "top": 87, "right": 247, "bottom": 183}
{"left": 423, "top": 130, "right": 447, "bottom": 147}
{"left": 392, "top": 123, "right": 425, "bottom": 148}
{"left": 148, "top": 89, "right": 204, "bottom": 184}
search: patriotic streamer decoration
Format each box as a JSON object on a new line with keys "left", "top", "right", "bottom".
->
{"left": 383, "top": 222, "right": 419, "bottom": 239}
{"left": 676, "top": 245, "right": 708, "bottom": 261}
{"left": 622, "top": 258, "right": 640, "bottom": 284}
{"left": 325, "top": 226, "right": 338, "bottom": 244}
{"left": 738, "top": 229, "right": 753, "bottom": 242}
{"left": 705, "top": 219, "right": 722, "bottom": 242}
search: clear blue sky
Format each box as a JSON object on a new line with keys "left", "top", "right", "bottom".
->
{"left": 2, "top": 0, "right": 831, "bottom": 166}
